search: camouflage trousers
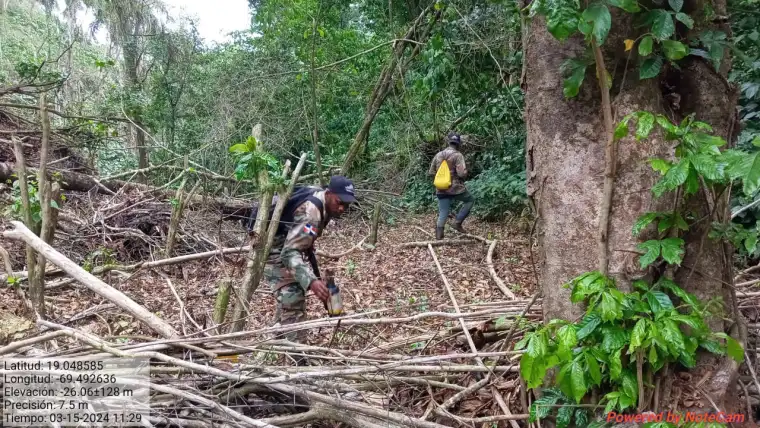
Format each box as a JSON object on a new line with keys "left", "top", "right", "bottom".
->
{"left": 264, "top": 263, "right": 307, "bottom": 344}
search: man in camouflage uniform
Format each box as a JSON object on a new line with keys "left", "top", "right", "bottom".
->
{"left": 263, "top": 176, "right": 356, "bottom": 344}
{"left": 428, "top": 132, "right": 474, "bottom": 239}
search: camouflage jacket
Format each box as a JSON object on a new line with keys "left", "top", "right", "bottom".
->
{"left": 267, "top": 190, "right": 330, "bottom": 291}
{"left": 428, "top": 147, "right": 468, "bottom": 195}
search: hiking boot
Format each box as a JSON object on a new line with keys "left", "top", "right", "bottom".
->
{"left": 452, "top": 222, "right": 466, "bottom": 233}
{"left": 436, "top": 227, "right": 444, "bottom": 240}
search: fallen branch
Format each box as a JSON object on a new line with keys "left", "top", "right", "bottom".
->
{"left": 3, "top": 221, "right": 178, "bottom": 338}
{"left": 398, "top": 239, "right": 481, "bottom": 248}
{"left": 488, "top": 240, "right": 516, "bottom": 299}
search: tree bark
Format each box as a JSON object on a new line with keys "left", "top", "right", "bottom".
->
{"left": 524, "top": 0, "right": 741, "bottom": 414}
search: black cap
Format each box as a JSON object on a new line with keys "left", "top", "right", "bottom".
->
{"left": 328, "top": 175, "right": 357, "bottom": 203}
{"left": 447, "top": 132, "right": 461, "bottom": 145}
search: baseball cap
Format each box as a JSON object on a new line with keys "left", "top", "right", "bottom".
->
{"left": 328, "top": 175, "right": 357, "bottom": 203}
{"left": 447, "top": 132, "right": 462, "bottom": 145}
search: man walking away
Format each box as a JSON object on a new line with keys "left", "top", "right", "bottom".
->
{"left": 428, "top": 132, "right": 474, "bottom": 239}
{"left": 257, "top": 176, "right": 356, "bottom": 347}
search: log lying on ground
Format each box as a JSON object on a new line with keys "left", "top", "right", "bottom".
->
{"left": 2, "top": 221, "right": 178, "bottom": 338}
{"left": 0, "top": 162, "right": 249, "bottom": 213}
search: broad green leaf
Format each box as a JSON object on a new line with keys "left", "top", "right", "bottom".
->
{"left": 527, "top": 331, "right": 549, "bottom": 358}
{"left": 649, "top": 158, "right": 672, "bottom": 175}
{"left": 668, "top": 0, "right": 683, "bottom": 12}
{"left": 571, "top": 360, "right": 588, "bottom": 403}
{"left": 629, "top": 319, "right": 648, "bottom": 352}
{"left": 602, "top": 325, "right": 628, "bottom": 352}
{"left": 556, "top": 405, "right": 574, "bottom": 428}
{"left": 745, "top": 234, "right": 758, "bottom": 254}
{"left": 563, "top": 63, "right": 588, "bottom": 98}
{"left": 712, "top": 333, "right": 744, "bottom": 363}
{"left": 661, "top": 40, "right": 689, "bottom": 60}
{"left": 655, "top": 114, "right": 677, "bottom": 133}
{"left": 699, "top": 339, "right": 725, "bottom": 355}
{"left": 651, "top": 10, "right": 675, "bottom": 40}
{"left": 637, "top": 240, "right": 660, "bottom": 268}
{"left": 690, "top": 154, "right": 723, "bottom": 181}
{"left": 660, "top": 237, "right": 685, "bottom": 265}
{"left": 604, "top": 393, "right": 619, "bottom": 414}
{"left": 575, "top": 409, "right": 590, "bottom": 428}
{"left": 557, "top": 324, "right": 578, "bottom": 359}
{"left": 675, "top": 12, "right": 694, "bottom": 28}
{"left": 638, "top": 35, "right": 653, "bottom": 56}
{"left": 653, "top": 158, "right": 689, "bottom": 197}
{"left": 649, "top": 343, "right": 658, "bottom": 365}
{"left": 726, "top": 336, "right": 745, "bottom": 363}
{"left": 229, "top": 143, "right": 249, "bottom": 153}
{"left": 582, "top": 3, "right": 612, "bottom": 45}
{"left": 609, "top": 348, "right": 623, "bottom": 379}
{"left": 614, "top": 118, "right": 630, "bottom": 140}
{"left": 529, "top": 390, "right": 561, "bottom": 422}
{"left": 576, "top": 313, "right": 602, "bottom": 340}
{"left": 635, "top": 111, "right": 655, "bottom": 140}
{"left": 545, "top": 0, "right": 581, "bottom": 41}
{"left": 684, "top": 165, "right": 700, "bottom": 195}
{"left": 648, "top": 290, "right": 675, "bottom": 313}
{"left": 585, "top": 352, "right": 602, "bottom": 386}
{"left": 640, "top": 56, "right": 664, "bottom": 79}
{"left": 520, "top": 354, "right": 545, "bottom": 388}
{"left": 600, "top": 290, "right": 624, "bottom": 321}
{"left": 621, "top": 371, "right": 639, "bottom": 404}
{"left": 633, "top": 212, "right": 659, "bottom": 236}
{"left": 633, "top": 280, "right": 650, "bottom": 292}
{"left": 670, "top": 314, "right": 707, "bottom": 333}
{"left": 514, "top": 331, "right": 533, "bottom": 350}
{"left": 674, "top": 213, "right": 689, "bottom": 230}
{"left": 743, "top": 152, "right": 760, "bottom": 196}
{"left": 608, "top": 0, "right": 640, "bottom": 13}
{"left": 661, "top": 319, "right": 686, "bottom": 355}
{"left": 50, "top": 200, "right": 60, "bottom": 209}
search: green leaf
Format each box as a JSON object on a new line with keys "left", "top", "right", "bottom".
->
{"left": 609, "top": 348, "right": 623, "bottom": 379}
{"left": 640, "top": 56, "right": 664, "bottom": 79}
{"left": 662, "top": 40, "right": 689, "bottom": 61}
{"left": 633, "top": 212, "right": 658, "bottom": 236}
{"left": 684, "top": 166, "right": 700, "bottom": 195}
{"left": 746, "top": 234, "right": 758, "bottom": 254}
{"left": 602, "top": 326, "right": 629, "bottom": 353}
{"left": 575, "top": 409, "right": 590, "bottom": 428}
{"left": 648, "top": 290, "right": 675, "bottom": 314}
{"left": 571, "top": 360, "right": 588, "bottom": 403}
{"left": 229, "top": 143, "right": 249, "bottom": 154}
{"left": 607, "top": 0, "right": 640, "bottom": 13}
{"left": 576, "top": 313, "right": 602, "bottom": 340}
{"left": 653, "top": 158, "right": 690, "bottom": 197}
{"left": 649, "top": 343, "right": 658, "bottom": 365}
{"left": 581, "top": 3, "right": 612, "bottom": 45}
{"left": 661, "top": 319, "right": 686, "bottom": 356}
{"left": 621, "top": 371, "right": 639, "bottom": 404}
{"left": 544, "top": 0, "right": 581, "bottom": 41}
{"left": 726, "top": 336, "right": 745, "bottom": 363}
{"left": 690, "top": 154, "right": 723, "bottom": 181}
{"left": 651, "top": 10, "right": 675, "bottom": 40}
{"left": 700, "top": 339, "right": 725, "bottom": 355}
{"left": 675, "top": 12, "right": 694, "bottom": 28}
{"left": 668, "top": 0, "right": 683, "bottom": 12}
{"left": 529, "top": 390, "right": 561, "bottom": 422}
{"left": 614, "top": 118, "right": 630, "bottom": 140}
{"left": 50, "top": 200, "right": 60, "bottom": 209}
{"left": 556, "top": 405, "right": 574, "bottom": 428}
{"left": 670, "top": 314, "right": 707, "bottom": 333}
{"left": 527, "top": 331, "right": 549, "bottom": 358}
{"left": 635, "top": 112, "right": 655, "bottom": 140}
{"left": 585, "top": 352, "right": 602, "bottom": 386}
{"left": 557, "top": 324, "right": 578, "bottom": 359}
{"left": 563, "top": 62, "right": 588, "bottom": 98}
{"left": 660, "top": 237, "right": 685, "bottom": 265}
{"left": 600, "top": 290, "right": 624, "bottom": 321}
{"left": 629, "top": 319, "right": 648, "bottom": 353}
{"left": 649, "top": 158, "right": 672, "bottom": 175}
{"left": 743, "top": 152, "right": 760, "bottom": 196}
{"left": 637, "top": 240, "right": 660, "bottom": 268}
{"left": 639, "top": 35, "right": 654, "bottom": 56}
{"left": 521, "top": 354, "right": 550, "bottom": 388}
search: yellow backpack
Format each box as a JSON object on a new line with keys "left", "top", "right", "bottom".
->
{"left": 434, "top": 159, "right": 452, "bottom": 190}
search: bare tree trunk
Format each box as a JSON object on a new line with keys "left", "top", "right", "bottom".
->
{"left": 524, "top": 0, "right": 742, "bottom": 413}
{"left": 11, "top": 138, "right": 40, "bottom": 318}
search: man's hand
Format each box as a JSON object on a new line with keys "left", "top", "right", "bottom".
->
{"left": 309, "top": 279, "right": 329, "bottom": 303}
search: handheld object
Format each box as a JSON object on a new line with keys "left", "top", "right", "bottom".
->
{"left": 324, "top": 271, "right": 343, "bottom": 317}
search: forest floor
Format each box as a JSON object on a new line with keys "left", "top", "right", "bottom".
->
{"left": 0, "top": 187, "right": 538, "bottom": 348}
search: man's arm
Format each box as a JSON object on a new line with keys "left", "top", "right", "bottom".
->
{"left": 280, "top": 204, "right": 321, "bottom": 292}
{"left": 455, "top": 153, "right": 468, "bottom": 179}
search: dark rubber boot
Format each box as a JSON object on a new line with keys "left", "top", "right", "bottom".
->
{"left": 452, "top": 222, "right": 466, "bottom": 233}
{"left": 436, "top": 227, "right": 444, "bottom": 240}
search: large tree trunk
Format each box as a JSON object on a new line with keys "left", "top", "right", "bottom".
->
{"left": 524, "top": 0, "right": 743, "bottom": 415}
